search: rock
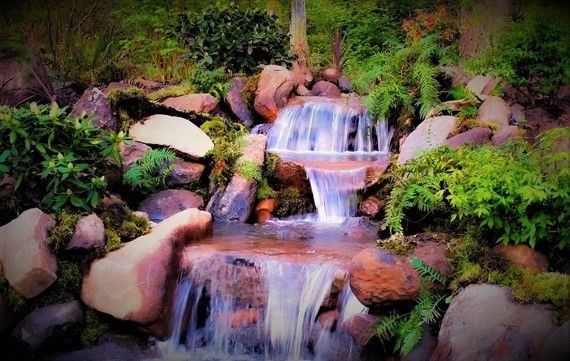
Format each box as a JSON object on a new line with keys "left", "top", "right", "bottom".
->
{"left": 45, "top": 339, "right": 150, "bottom": 361}
{"left": 466, "top": 75, "right": 497, "bottom": 98}
{"left": 228, "top": 309, "right": 262, "bottom": 329}
{"left": 98, "top": 194, "right": 127, "bottom": 209}
{"left": 430, "top": 284, "right": 556, "bottom": 361}
{"left": 0, "top": 295, "right": 13, "bottom": 334}
{"left": 491, "top": 125, "right": 521, "bottom": 146}
{"left": 81, "top": 209, "right": 212, "bottom": 328}
{"left": 166, "top": 158, "right": 205, "bottom": 187}
{"left": 441, "top": 64, "right": 469, "bottom": 87}
{"left": 318, "top": 309, "right": 339, "bottom": 330}
{"left": 271, "top": 157, "right": 311, "bottom": 195}
{"left": 69, "top": 87, "right": 115, "bottom": 130}
{"left": 338, "top": 75, "right": 353, "bottom": 93}
{"left": 226, "top": 77, "right": 254, "bottom": 127}
{"left": 0, "top": 208, "right": 57, "bottom": 298}
{"left": 250, "top": 123, "right": 274, "bottom": 136}
{"left": 132, "top": 78, "right": 163, "bottom": 93}
{"left": 398, "top": 116, "right": 458, "bottom": 164}
{"left": 274, "top": 80, "right": 298, "bottom": 110}
{"left": 295, "top": 84, "right": 311, "bottom": 96}
{"left": 208, "top": 134, "right": 267, "bottom": 222}
{"left": 129, "top": 114, "right": 214, "bottom": 159}
{"left": 311, "top": 81, "right": 342, "bottom": 98}
{"left": 254, "top": 65, "right": 295, "bottom": 122}
{"left": 510, "top": 103, "right": 526, "bottom": 124}
{"left": 539, "top": 320, "right": 570, "bottom": 361}
{"left": 138, "top": 189, "right": 204, "bottom": 223}
{"left": 119, "top": 141, "right": 152, "bottom": 172}
{"left": 412, "top": 242, "right": 452, "bottom": 277}
{"left": 359, "top": 196, "right": 381, "bottom": 218}
{"left": 255, "top": 199, "right": 278, "bottom": 223}
{"left": 342, "top": 314, "right": 380, "bottom": 346}
{"left": 12, "top": 301, "right": 83, "bottom": 351}
{"left": 66, "top": 214, "right": 105, "bottom": 251}
{"left": 349, "top": 248, "right": 420, "bottom": 307}
{"left": 477, "top": 96, "right": 511, "bottom": 128}
{"left": 493, "top": 244, "right": 549, "bottom": 272}
{"left": 322, "top": 68, "right": 341, "bottom": 83}
{"left": 162, "top": 93, "right": 219, "bottom": 113}
{"left": 445, "top": 127, "right": 491, "bottom": 149}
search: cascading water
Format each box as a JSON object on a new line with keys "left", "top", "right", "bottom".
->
{"left": 267, "top": 98, "right": 393, "bottom": 223}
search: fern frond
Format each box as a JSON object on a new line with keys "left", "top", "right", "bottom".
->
{"left": 373, "top": 311, "right": 401, "bottom": 343}
{"left": 409, "top": 257, "right": 447, "bottom": 285}
{"left": 399, "top": 326, "right": 423, "bottom": 356}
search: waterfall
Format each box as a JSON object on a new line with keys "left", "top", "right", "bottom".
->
{"left": 159, "top": 260, "right": 367, "bottom": 361}
{"left": 267, "top": 99, "right": 392, "bottom": 223}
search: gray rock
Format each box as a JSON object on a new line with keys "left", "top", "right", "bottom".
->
{"left": 311, "top": 81, "right": 342, "bottom": 98}
{"left": 70, "top": 87, "right": 115, "bottom": 130}
{"left": 338, "top": 75, "right": 353, "bottom": 93}
{"left": 491, "top": 125, "right": 521, "bottom": 146}
{"left": 119, "top": 141, "right": 152, "bottom": 172}
{"left": 138, "top": 189, "right": 204, "bottom": 223}
{"left": 398, "top": 116, "right": 458, "bottom": 164}
{"left": 478, "top": 96, "right": 511, "bottom": 128}
{"left": 445, "top": 127, "right": 491, "bottom": 149}
{"left": 466, "top": 75, "right": 497, "bottom": 99}
{"left": 12, "top": 300, "right": 83, "bottom": 351}
{"left": 166, "top": 158, "right": 205, "bottom": 186}
{"left": 226, "top": 77, "right": 254, "bottom": 127}
{"left": 67, "top": 214, "right": 105, "bottom": 250}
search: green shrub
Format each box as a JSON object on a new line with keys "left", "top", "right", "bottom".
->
{"left": 385, "top": 128, "right": 570, "bottom": 249}
{"left": 189, "top": 62, "right": 231, "bottom": 99}
{"left": 0, "top": 103, "right": 123, "bottom": 212}
{"left": 123, "top": 148, "right": 176, "bottom": 194}
{"left": 174, "top": 5, "right": 291, "bottom": 74}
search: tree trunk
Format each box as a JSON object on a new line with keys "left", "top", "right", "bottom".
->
{"left": 290, "top": 0, "right": 312, "bottom": 86}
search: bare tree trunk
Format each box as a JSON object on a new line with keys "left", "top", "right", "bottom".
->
{"left": 290, "top": 0, "right": 312, "bottom": 85}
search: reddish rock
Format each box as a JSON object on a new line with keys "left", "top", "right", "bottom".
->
{"left": 70, "top": 87, "right": 115, "bottom": 130}
{"left": 119, "top": 141, "right": 152, "bottom": 172}
{"left": 254, "top": 65, "right": 295, "bottom": 122}
{"left": 430, "top": 284, "right": 556, "bottom": 361}
{"left": 398, "top": 116, "right": 458, "bottom": 164}
{"left": 0, "top": 208, "right": 57, "bottom": 298}
{"left": 342, "top": 313, "right": 380, "bottom": 346}
{"left": 162, "top": 93, "right": 219, "bottom": 113}
{"left": 227, "top": 77, "right": 254, "bottom": 127}
{"left": 322, "top": 68, "right": 341, "bottom": 83}
{"left": 66, "top": 214, "right": 105, "bottom": 251}
{"left": 229, "top": 309, "right": 262, "bottom": 328}
{"left": 166, "top": 158, "right": 205, "bottom": 186}
{"left": 138, "top": 189, "right": 204, "bottom": 223}
{"left": 271, "top": 158, "right": 311, "bottom": 195}
{"left": 412, "top": 242, "right": 452, "bottom": 277}
{"left": 81, "top": 209, "right": 212, "bottom": 328}
{"left": 132, "top": 78, "right": 163, "bottom": 92}
{"left": 477, "top": 96, "right": 512, "bottom": 128}
{"left": 466, "top": 75, "right": 497, "bottom": 98}
{"left": 349, "top": 248, "right": 421, "bottom": 307}
{"left": 295, "top": 84, "right": 311, "bottom": 96}
{"left": 318, "top": 309, "right": 339, "bottom": 330}
{"left": 510, "top": 103, "right": 526, "bottom": 124}
{"left": 491, "top": 125, "right": 521, "bottom": 146}
{"left": 275, "top": 80, "right": 298, "bottom": 110}
{"left": 311, "top": 81, "right": 342, "bottom": 98}
{"left": 338, "top": 75, "right": 353, "bottom": 93}
{"left": 445, "top": 127, "right": 492, "bottom": 149}
{"left": 255, "top": 199, "right": 278, "bottom": 223}
{"left": 494, "top": 244, "right": 549, "bottom": 272}
{"left": 359, "top": 196, "right": 382, "bottom": 218}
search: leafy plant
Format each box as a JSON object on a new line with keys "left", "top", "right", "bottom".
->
{"left": 385, "top": 128, "right": 570, "bottom": 249}
{"left": 189, "top": 62, "right": 231, "bottom": 99}
{"left": 174, "top": 5, "right": 292, "bottom": 74}
{"left": 0, "top": 103, "right": 123, "bottom": 212}
{"left": 123, "top": 148, "right": 176, "bottom": 194}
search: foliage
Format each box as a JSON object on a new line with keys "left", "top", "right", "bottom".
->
{"left": 238, "top": 160, "right": 262, "bottom": 182}
{"left": 189, "top": 62, "right": 231, "bottom": 99}
{"left": 123, "top": 148, "right": 176, "bottom": 194}
{"left": 374, "top": 257, "right": 447, "bottom": 356}
{"left": 45, "top": 210, "right": 82, "bottom": 253}
{"left": 0, "top": 103, "right": 123, "bottom": 212}
{"left": 200, "top": 117, "right": 247, "bottom": 187}
{"left": 469, "top": 11, "right": 570, "bottom": 98}
{"left": 402, "top": 5, "right": 458, "bottom": 46}
{"left": 174, "top": 5, "right": 291, "bottom": 74}
{"left": 147, "top": 82, "right": 196, "bottom": 102}
{"left": 385, "top": 128, "right": 570, "bottom": 249}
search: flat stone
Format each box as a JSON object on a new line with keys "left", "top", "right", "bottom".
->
{"left": 398, "top": 116, "right": 458, "bottom": 164}
{"left": 129, "top": 114, "right": 214, "bottom": 159}
{"left": 162, "top": 93, "right": 218, "bottom": 113}
{"left": 138, "top": 189, "right": 204, "bottom": 223}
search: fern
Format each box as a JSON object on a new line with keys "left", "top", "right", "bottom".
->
{"left": 373, "top": 311, "right": 401, "bottom": 343}
{"left": 409, "top": 257, "right": 447, "bottom": 285}
{"left": 123, "top": 148, "right": 175, "bottom": 194}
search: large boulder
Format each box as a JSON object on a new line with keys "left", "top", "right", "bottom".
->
{"left": 119, "top": 141, "right": 152, "bottom": 172}
{"left": 539, "top": 321, "right": 570, "bottom": 361}
{"left": 412, "top": 241, "right": 452, "bottom": 277}
{"left": 69, "top": 87, "right": 115, "bottom": 130}
{"left": 0, "top": 208, "right": 57, "bottom": 298}
{"left": 491, "top": 125, "right": 521, "bottom": 146}
{"left": 271, "top": 157, "right": 311, "bottom": 195}
{"left": 338, "top": 76, "right": 353, "bottom": 93}
{"left": 493, "top": 244, "right": 549, "bottom": 272}
{"left": 66, "top": 214, "right": 105, "bottom": 251}
{"left": 254, "top": 65, "right": 295, "bottom": 122}
{"left": 12, "top": 300, "right": 83, "bottom": 351}
{"left": 311, "top": 81, "right": 342, "bottom": 98}
{"left": 226, "top": 77, "right": 254, "bottom": 126}
{"left": 477, "top": 96, "right": 512, "bottom": 128}
{"left": 430, "top": 284, "right": 556, "bottom": 361}
{"left": 342, "top": 313, "right": 380, "bottom": 346}
{"left": 349, "top": 248, "right": 420, "bottom": 307}
{"left": 129, "top": 114, "right": 214, "bottom": 159}
{"left": 138, "top": 189, "right": 204, "bottom": 223}
{"left": 162, "top": 93, "right": 219, "bottom": 113}
{"left": 445, "top": 127, "right": 491, "bottom": 149}
{"left": 208, "top": 134, "right": 267, "bottom": 222}
{"left": 466, "top": 75, "right": 497, "bottom": 99}
{"left": 166, "top": 158, "right": 205, "bottom": 187}
{"left": 81, "top": 209, "right": 212, "bottom": 328}
{"left": 398, "top": 116, "right": 458, "bottom": 164}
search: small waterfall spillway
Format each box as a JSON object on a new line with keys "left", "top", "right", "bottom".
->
{"left": 267, "top": 98, "right": 393, "bottom": 223}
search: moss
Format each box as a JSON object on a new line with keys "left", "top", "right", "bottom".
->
{"left": 275, "top": 187, "right": 314, "bottom": 217}
{"left": 0, "top": 270, "right": 27, "bottom": 314}
{"left": 237, "top": 160, "right": 262, "bottom": 181}
{"left": 39, "top": 260, "right": 82, "bottom": 306}
{"left": 378, "top": 233, "right": 415, "bottom": 256}
{"left": 265, "top": 152, "right": 279, "bottom": 176}
{"left": 80, "top": 309, "right": 110, "bottom": 347}
{"left": 105, "top": 229, "right": 122, "bottom": 252}
{"left": 118, "top": 213, "right": 150, "bottom": 240}
{"left": 257, "top": 178, "right": 277, "bottom": 200}
{"left": 512, "top": 270, "right": 570, "bottom": 321}
{"left": 45, "top": 210, "right": 82, "bottom": 253}
{"left": 106, "top": 86, "right": 145, "bottom": 106}
{"left": 240, "top": 74, "right": 259, "bottom": 106}
{"left": 99, "top": 203, "right": 150, "bottom": 251}
{"left": 449, "top": 261, "right": 484, "bottom": 290}
{"left": 147, "top": 82, "right": 195, "bottom": 102}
